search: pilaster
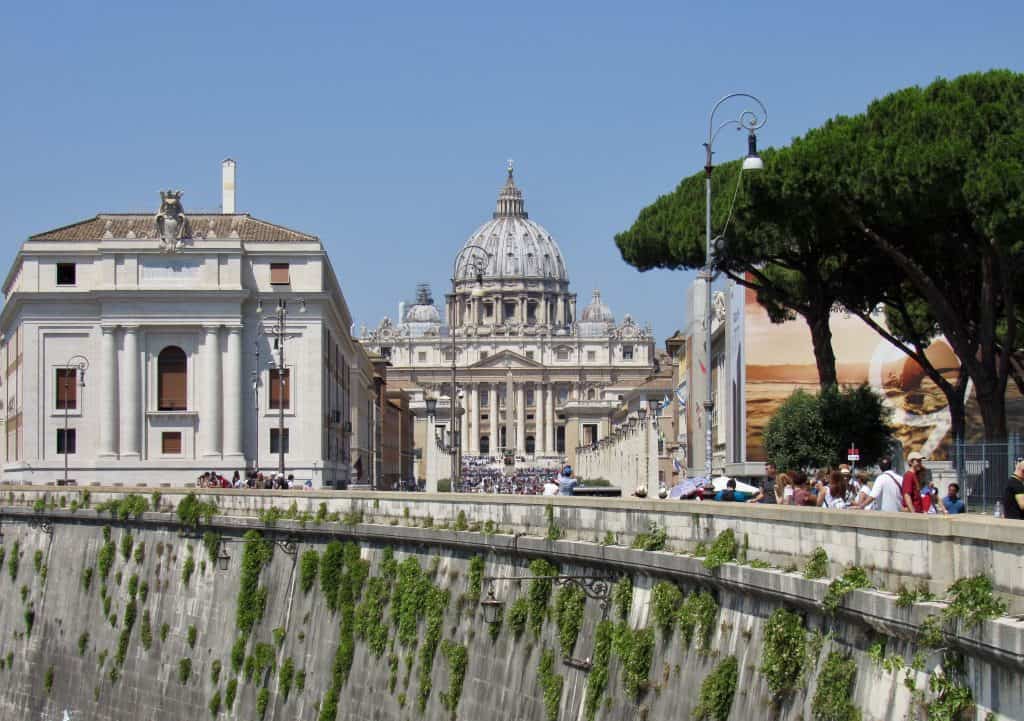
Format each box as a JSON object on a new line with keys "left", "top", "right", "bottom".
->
{"left": 98, "top": 325, "right": 119, "bottom": 458}
{"left": 119, "top": 326, "right": 141, "bottom": 459}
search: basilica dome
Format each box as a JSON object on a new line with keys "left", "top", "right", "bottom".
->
{"left": 405, "top": 303, "right": 441, "bottom": 323}
{"left": 580, "top": 289, "right": 614, "bottom": 323}
{"left": 454, "top": 164, "right": 569, "bottom": 284}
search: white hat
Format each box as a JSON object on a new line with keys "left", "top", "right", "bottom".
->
{"left": 907, "top": 452, "right": 926, "bottom": 462}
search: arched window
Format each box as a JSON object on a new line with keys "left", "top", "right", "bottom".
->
{"left": 525, "top": 436, "right": 535, "bottom": 454}
{"left": 158, "top": 346, "right": 187, "bottom": 410}
{"left": 587, "top": 388, "right": 597, "bottom": 400}
{"left": 480, "top": 435, "right": 490, "bottom": 456}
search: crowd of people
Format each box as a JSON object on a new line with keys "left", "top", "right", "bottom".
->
{"left": 196, "top": 470, "right": 312, "bottom": 490}
{"left": 458, "top": 461, "right": 560, "bottom": 495}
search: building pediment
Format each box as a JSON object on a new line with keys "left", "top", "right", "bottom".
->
{"left": 468, "top": 349, "right": 545, "bottom": 370}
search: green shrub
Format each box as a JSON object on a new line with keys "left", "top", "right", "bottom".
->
{"left": 651, "top": 581, "right": 683, "bottom": 636}
{"left": 236, "top": 531, "right": 273, "bottom": 633}
{"left": 177, "top": 493, "right": 218, "bottom": 528}
{"left": 139, "top": 580, "right": 149, "bottom": 604}
{"left": 437, "top": 478, "right": 452, "bottom": 492}
{"left": 210, "top": 659, "right": 221, "bottom": 685}
{"left": 584, "top": 620, "right": 614, "bottom": 721}
{"left": 225, "top": 678, "right": 238, "bottom": 710}
{"left": 202, "top": 531, "right": 220, "bottom": 564}
{"left": 528, "top": 559, "right": 558, "bottom": 636}
{"left": 508, "top": 597, "right": 530, "bottom": 637}
{"left": 231, "top": 636, "right": 246, "bottom": 674}
{"left": 279, "top": 656, "right": 295, "bottom": 699}
{"left": 208, "top": 689, "right": 221, "bottom": 716}
{"left": 467, "top": 555, "right": 485, "bottom": 602}
{"left": 554, "top": 584, "right": 586, "bottom": 656}
{"left": 78, "top": 632, "right": 89, "bottom": 655}
{"left": 944, "top": 575, "right": 1008, "bottom": 630}
{"left": 181, "top": 554, "right": 196, "bottom": 586}
{"left": 811, "top": 652, "right": 860, "bottom": 721}
{"left": 187, "top": 625, "right": 197, "bottom": 648}
{"left": 678, "top": 589, "right": 718, "bottom": 651}
{"left": 319, "top": 541, "right": 346, "bottom": 612}
{"left": 44, "top": 666, "right": 54, "bottom": 694}
{"left": 160, "top": 623, "right": 170, "bottom": 642}
{"left": 760, "top": 608, "right": 807, "bottom": 697}
{"left": 453, "top": 510, "right": 469, "bottom": 531}
{"left": 616, "top": 625, "right": 655, "bottom": 699}
{"left": 140, "top": 611, "right": 152, "bottom": 650}
{"left": 439, "top": 641, "right": 468, "bottom": 713}
{"left": 823, "top": 567, "right": 872, "bottom": 615}
{"left": 256, "top": 687, "right": 269, "bottom": 720}
{"left": 8, "top": 540, "right": 20, "bottom": 581}
{"left": 630, "top": 521, "right": 667, "bottom": 551}
{"left": 120, "top": 532, "right": 133, "bottom": 562}
{"left": 694, "top": 656, "right": 739, "bottom": 721}
{"left": 703, "top": 529, "right": 737, "bottom": 570}
{"left": 300, "top": 549, "right": 319, "bottom": 594}
{"left": 33, "top": 549, "right": 44, "bottom": 574}
{"left": 538, "top": 647, "right": 564, "bottom": 721}
{"left": 178, "top": 658, "right": 192, "bottom": 684}
{"left": 804, "top": 547, "right": 830, "bottom": 580}
{"left": 96, "top": 494, "right": 149, "bottom": 520}
{"left": 612, "top": 576, "right": 633, "bottom": 621}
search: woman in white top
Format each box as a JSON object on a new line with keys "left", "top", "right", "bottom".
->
{"left": 821, "top": 471, "right": 849, "bottom": 509}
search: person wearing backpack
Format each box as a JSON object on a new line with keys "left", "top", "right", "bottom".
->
{"left": 852, "top": 456, "right": 903, "bottom": 512}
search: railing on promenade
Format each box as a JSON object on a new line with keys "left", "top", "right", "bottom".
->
{"left": 953, "top": 433, "right": 1022, "bottom": 513}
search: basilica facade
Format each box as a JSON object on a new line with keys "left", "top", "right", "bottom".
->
{"left": 360, "top": 165, "right": 655, "bottom": 473}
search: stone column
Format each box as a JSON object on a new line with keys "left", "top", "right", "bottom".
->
{"left": 496, "top": 295, "right": 504, "bottom": 324}
{"left": 469, "top": 384, "right": 480, "bottom": 455}
{"left": 504, "top": 373, "right": 514, "bottom": 454}
{"left": 535, "top": 384, "right": 545, "bottom": 455}
{"left": 98, "top": 325, "right": 119, "bottom": 457}
{"left": 223, "top": 325, "right": 244, "bottom": 459}
{"left": 516, "top": 384, "right": 526, "bottom": 454}
{"left": 545, "top": 383, "right": 555, "bottom": 454}
{"left": 556, "top": 296, "right": 565, "bottom": 327}
{"left": 460, "top": 382, "right": 469, "bottom": 456}
{"left": 519, "top": 296, "right": 526, "bottom": 324}
{"left": 120, "top": 326, "right": 141, "bottom": 459}
{"left": 200, "top": 325, "right": 223, "bottom": 458}
{"left": 488, "top": 385, "right": 498, "bottom": 455}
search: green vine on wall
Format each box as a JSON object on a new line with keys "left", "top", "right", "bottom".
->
{"left": 804, "top": 547, "right": 830, "bottom": 580}
{"left": 703, "top": 529, "right": 737, "bottom": 571}
{"left": 538, "top": 647, "right": 564, "bottom": 721}
{"left": 467, "top": 555, "right": 485, "bottom": 602}
{"left": 97, "top": 536, "right": 115, "bottom": 580}
{"left": 811, "top": 652, "right": 860, "bottom": 721}
{"left": 508, "top": 597, "right": 530, "bottom": 637}
{"left": 651, "top": 581, "right": 683, "bottom": 637}
{"left": 416, "top": 586, "right": 450, "bottom": 712}
{"left": 354, "top": 576, "right": 391, "bottom": 656}
{"left": 612, "top": 576, "right": 633, "bottom": 621}
{"left": 583, "top": 620, "right": 614, "bottom": 721}
{"left": 694, "top": 655, "right": 738, "bottom": 721}
{"left": 760, "top": 608, "right": 808, "bottom": 698}
{"left": 176, "top": 494, "right": 218, "bottom": 528}
{"left": 613, "top": 624, "right": 655, "bottom": 699}
{"left": 300, "top": 550, "right": 319, "bottom": 594}
{"left": 236, "top": 531, "right": 273, "bottom": 635}
{"left": 528, "top": 559, "right": 558, "bottom": 637}
{"left": 439, "top": 640, "right": 468, "bottom": 715}
{"left": 554, "top": 584, "right": 586, "bottom": 657}
{"left": 630, "top": 522, "right": 667, "bottom": 551}
{"left": 822, "top": 567, "right": 872, "bottom": 615}
{"left": 679, "top": 590, "right": 718, "bottom": 652}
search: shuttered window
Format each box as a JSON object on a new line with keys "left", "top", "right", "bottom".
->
{"left": 56, "top": 428, "right": 76, "bottom": 454}
{"left": 269, "top": 368, "right": 290, "bottom": 409}
{"left": 55, "top": 368, "right": 77, "bottom": 409}
{"left": 162, "top": 432, "right": 182, "bottom": 454}
{"left": 270, "top": 428, "right": 289, "bottom": 454}
{"left": 270, "top": 263, "right": 290, "bottom": 285}
{"left": 157, "top": 346, "right": 187, "bottom": 411}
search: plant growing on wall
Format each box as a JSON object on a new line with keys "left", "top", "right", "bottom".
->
{"left": 416, "top": 586, "right": 449, "bottom": 712}
{"left": 760, "top": 608, "right": 808, "bottom": 698}
{"left": 97, "top": 535, "right": 116, "bottom": 580}
{"left": 178, "top": 658, "right": 192, "bottom": 685}
{"left": 538, "top": 647, "right": 564, "bottom": 721}
{"left": 804, "top": 548, "right": 830, "bottom": 580}
{"left": 694, "top": 656, "right": 738, "bottom": 721}
{"left": 236, "top": 531, "right": 273, "bottom": 634}
{"left": 44, "top": 666, "right": 54, "bottom": 695}
{"left": 554, "top": 584, "right": 586, "bottom": 656}
{"left": 679, "top": 590, "right": 718, "bottom": 651}
{"left": 9, "top": 540, "right": 20, "bottom": 581}
{"left": 225, "top": 678, "right": 238, "bottom": 710}
{"left": 299, "top": 550, "right": 319, "bottom": 594}
{"left": 508, "top": 597, "right": 530, "bottom": 637}
{"left": 279, "top": 657, "right": 295, "bottom": 699}
{"left": 528, "top": 559, "right": 558, "bottom": 637}
{"left": 256, "top": 687, "right": 269, "bottom": 720}
{"left": 651, "top": 581, "right": 683, "bottom": 637}
{"left": 630, "top": 522, "right": 668, "bottom": 551}
{"left": 584, "top": 620, "right": 614, "bottom": 721}
{"left": 613, "top": 577, "right": 633, "bottom": 621}
{"left": 466, "top": 555, "right": 485, "bottom": 602}
{"left": 823, "top": 567, "right": 872, "bottom": 615}
{"left": 614, "top": 625, "right": 655, "bottom": 699}
{"left": 177, "top": 494, "right": 218, "bottom": 528}
{"left": 439, "top": 641, "right": 468, "bottom": 713}
{"left": 703, "top": 529, "right": 738, "bottom": 571}
{"left": 811, "top": 652, "right": 859, "bottom": 721}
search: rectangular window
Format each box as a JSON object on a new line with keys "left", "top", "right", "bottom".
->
{"left": 269, "top": 368, "right": 291, "bottom": 409}
{"left": 270, "top": 263, "right": 290, "bottom": 285}
{"left": 480, "top": 351, "right": 489, "bottom": 360}
{"left": 556, "top": 349, "right": 569, "bottom": 361}
{"left": 623, "top": 344, "right": 634, "bottom": 360}
{"left": 161, "top": 432, "right": 182, "bottom": 454}
{"left": 586, "top": 350, "right": 596, "bottom": 362}
{"left": 526, "top": 350, "right": 535, "bottom": 360}
{"left": 417, "top": 352, "right": 427, "bottom": 363}
{"left": 55, "top": 368, "right": 77, "bottom": 409}
{"left": 57, "top": 263, "right": 76, "bottom": 286}
{"left": 56, "top": 428, "right": 76, "bottom": 454}
{"left": 270, "top": 428, "right": 290, "bottom": 454}
{"left": 526, "top": 390, "right": 535, "bottom": 407}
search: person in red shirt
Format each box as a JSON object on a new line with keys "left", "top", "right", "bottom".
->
{"left": 902, "top": 452, "right": 926, "bottom": 513}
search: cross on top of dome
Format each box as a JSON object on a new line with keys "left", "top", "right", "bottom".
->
{"left": 494, "top": 160, "right": 527, "bottom": 219}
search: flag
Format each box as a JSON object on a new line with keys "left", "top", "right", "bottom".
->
{"left": 673, "top": 458, "right": 682, "bottom": 473}
{"left": 698, "top": 360, "right": 707, "bottom": 374}
{"left": 674, "top": 381, "right": 688, "bottom": 409}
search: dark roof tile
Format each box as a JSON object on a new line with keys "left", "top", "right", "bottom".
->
{"left": 29, "top": 213, "right": 318, "bottom": 243}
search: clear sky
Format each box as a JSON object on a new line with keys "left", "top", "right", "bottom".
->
{"left": 1, "top": 1, "right": 1021, "bottom": 342}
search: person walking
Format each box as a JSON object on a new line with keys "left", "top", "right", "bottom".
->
{"left": 557, "top": 465, "right": 578, "bottom": 496}
{"left": 902, "top": 452, "right": 926, "bottom": 513}
{"left": 852, "top": 456, "right": 903, "bottom": 512}
{"left": 1003, "top": 460, "right": 1024, "bottom": 520}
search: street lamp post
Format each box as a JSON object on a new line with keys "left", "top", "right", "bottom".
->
{"left": 701, "top": 92, "right": 767, "bottom": 481}
{"left": 61, "top": 354, "right": 89, "bottom": 485}
{"left": 256, "top": 296, "right": 305, "bottom": 482}
{"left": 450, "top": 243, "right": 491, "bottom": 491}
{"left": 252, "top": 340, "right": 260, "bottom": 478}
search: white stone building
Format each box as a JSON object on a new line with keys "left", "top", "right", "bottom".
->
{"left": 360, "top": 165, "right": 655, "bottom": 475}
{"left": 0, "top": 161, "right": 375, "bottom": 487}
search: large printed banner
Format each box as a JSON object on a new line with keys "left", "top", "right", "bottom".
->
{"left": 741, "top": 284, "right": 1023, "bottom": 462}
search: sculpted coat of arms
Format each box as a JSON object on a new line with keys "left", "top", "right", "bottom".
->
{"left": 154, "top": 190, "right": 191, "bottom": 252}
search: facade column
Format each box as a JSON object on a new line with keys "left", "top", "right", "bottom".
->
{"left": 504, "top": 372, "right": 514, "bottom": 454}
{"left": 488, "top": 385, "right": 498, "bottom": 455}
{"left": 120, "top": 326, "right": 141, "bottom": 459}
{"left": 496, "top": 294, "right": 504, "bottom": 324}
{"left": 535, "top": 384, "right": 545, "bottom": 455}
{"left": 519, "top": 296, "right": 526, "bottom": 324}
{"left": 516, "top": 384, "right": 526, "bottom": 454}
{"left": 469, "top": 384, "right": 480, "bottom": 455}
{"left": 98, "top": 325, "right": 119, "bottom": 458}
{"left": 556, "top": 296, "right": 565, "bottom": 327}
{"left": 460, "top": 379, "right": 470, "bottom": 457}
{"left": 545, "top": 383, "right": 555, "bottom": 454}
{"left": 200, "top": 325, "right": 223, "bottom": 458}
{"left": 223, "top": 325, "right": 244, "bottom": 459}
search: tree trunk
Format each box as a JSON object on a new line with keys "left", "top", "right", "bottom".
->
{"left": 975, "top": 375, "right": 1009, "bottom": 441}
{"left": 805, "top": 310, "right": 838, "bottom": 388}
{"left": 946, "top": 372, "right": 969, "bottom": 445}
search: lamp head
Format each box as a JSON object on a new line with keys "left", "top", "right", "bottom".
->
{"left": 299, "top": 299, "right": 307, "bottom": 313}
{"left": 742, "top": 131, "right": 763, "bottom": 172}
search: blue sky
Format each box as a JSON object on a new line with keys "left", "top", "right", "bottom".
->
{"left": 1, "top": 1, "right": 1021, "bottom": 341}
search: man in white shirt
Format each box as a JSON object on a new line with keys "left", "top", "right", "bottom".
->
{"left": 852, "top": 456, "right": 903, "bottom": 512}
{"left": 542, "top": 477, "right": 560, "bottom": 496}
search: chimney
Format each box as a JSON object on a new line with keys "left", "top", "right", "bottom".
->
{"left": 221, "top": 158, "right": 236, "bottom": 213}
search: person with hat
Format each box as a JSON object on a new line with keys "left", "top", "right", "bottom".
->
{"left": 557, "top": 465, "right": 578, "bottom": 496}
{"left": 902, "top": 452, "right": 927, "bottom": 513}
{"left": 1003, "top": 460, "right": 1024, "bottom": 520}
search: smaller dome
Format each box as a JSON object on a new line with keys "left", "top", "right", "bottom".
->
{"left": 580, "top": 289, "right": 614, "bottom": 323}
{"left": 406, "top": 304, "right": 440, "bottom": 323}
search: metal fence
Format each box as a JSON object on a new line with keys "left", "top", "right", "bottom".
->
{"left": 952, "top": 435, "right": 1021, "bottom": 513}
